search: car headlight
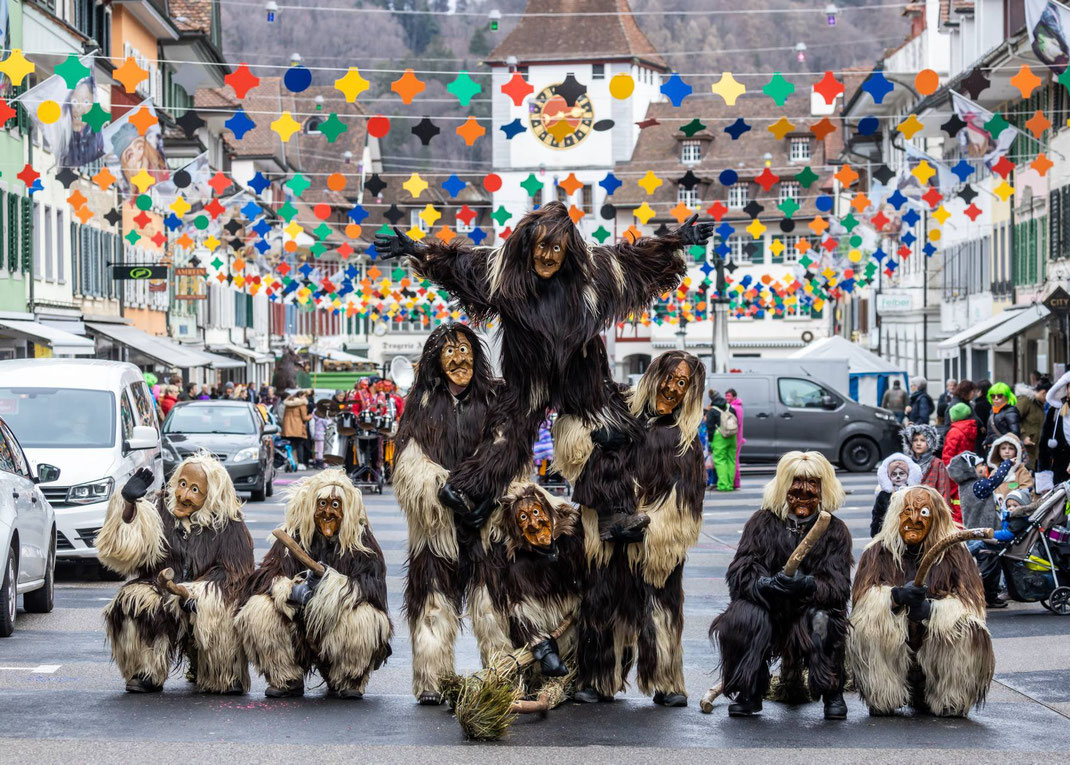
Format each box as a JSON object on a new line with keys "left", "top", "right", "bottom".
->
{"left": 232, "top": 447, "right": 259, "bottom": 463}
{"left": 875, "top": 409, "right": 896, "bottom": 423}
{"left": 67, "top": 478, "right": 115, "bottom": 505}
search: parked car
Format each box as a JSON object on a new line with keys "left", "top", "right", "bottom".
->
{"left": 0, "top": 360, "right": 162, "bottom": 567}
{"left": 0, "top": 414, "right": 61, "bottom": 636}
{"left": 708, "top": 373, "right": 901, "bottom": 472}
{"left": 162, "top": 400, "right": 279, "bottom": 501}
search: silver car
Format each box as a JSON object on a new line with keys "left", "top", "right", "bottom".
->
{"left": 0, "top": 415, "right": 60, "bottom": 636}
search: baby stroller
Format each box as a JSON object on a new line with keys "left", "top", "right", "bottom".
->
{"left": 534, "top": 414, "right": 569, "bottom": 496}
{"left": 273, "top": 435, "right": 298, "bottom": 473}
{"left": 995, "top": 482, "right": 1070, "bottom": 614}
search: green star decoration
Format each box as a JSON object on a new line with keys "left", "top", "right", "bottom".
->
{"left": 777, "top": 197, "right": 800, "bottom": 218}
{"left": 82, "top": 102, "right": 111, "bottom": 133}
{"left": 211, "top": 256, "right": 224, "bottom": 270}
{"left": 313, "top": 222, "right": 332, "bottom": 239}
{"left": 374, "top": 223, "right": 394, "bottom": 236}
{"left": 591, "top": 225, "right": 611, "bottom": 243}
{"left": 679, "top": 118, "right": 707, "bottom": 137}
{"left": 55, "top": 54, "right": 91, "bottom": 89}
{"left": 1059, "top": 68, "right": 1070, "bottom": 94}
{"left": 318, "top": 113, "right": 348, "bottom": 143}
{"left": 310, "top": 242, "right": 327, "bottom": 257}
{"left": 688, "top": 244, "right": 706, "bottom": 261}
{"left": 762, "top": 73, "right": 795, "bottom": 106}
{"left": 520, "top": 173, "right": 544, "bottom": 198}
{"left": 798, "top": 255, "right": 813, "bottom": 269}
{"left": 391, "top": 267, "right": 406, "bottom": 280}
{"left": 841, "top": 213, "right": 859, "bottom": 232}
{"left": 491, "top": 205, "right": 512, "bottom": 226}
{"left": 124, "top": 230, "right": 141, "bottom": 246}
{"left": 794, "top": 166, "right": 819, "bottom": 188}
{"left": 286, "top": 174, "right": 310, "bottom": 198}
{"left": 278, "top": 200, "right": 298, "bottom": 222}
{"left": 984, "top": 111, "right": 1011, "bottom": 140}
{"left": 446, "top": 71, "right": 482, "bottom": 106}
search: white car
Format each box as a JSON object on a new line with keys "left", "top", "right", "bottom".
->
{"left": 0, "top": 415, "right": 60, "bottom": 636}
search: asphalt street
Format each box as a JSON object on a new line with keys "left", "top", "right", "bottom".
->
{"left": 3, "top": 468, "right": 1070, "bottom": 763}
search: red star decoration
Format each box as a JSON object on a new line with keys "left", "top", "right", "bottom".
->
{"left": 205, "top": 197, "right": 226, "bottom": 219}
{"left": 963, "top": 203, "right": 983, "bottom": 221}
{"left": 208, "top": 171, "right": 232, "bottom": 196}
{"left": 133, "top": 210, "right": 152, "bottom": 229}
{"left": 706, "top": 201, "right": 728, "bottom": 221}
{"left": 809, "top": 117, "right": 837, "bottom": 140}
{"left": 898, "top": 245, "right": 912, "bottom": 259}
{"left": 337, "top": 243, "right": 353, "bottom": 258}
{"left": 499, "top": 226, "right": 513, "bottom": 240}
{"left": 0, "top": 98, "right": 15, "bottom": 127}
{"left": 457, "top": 204, "right": 476, "bottom": 226}
{"left": 821, "top": 237, "right": 838, "bottom": 253}
{"left": 276, "top": 262, "right": 291, "bottom": 276}
{"left": 870, "top": 210, "right": 890, "bottom": 230}
{"left": 755, "top": 167, "right": 780, "bottom": 192}
{"left": 500, "top": 72, "right": 534, "bottom": 107}
{"left": 921, "top": 187, "right": 943, "bottom": 208}
{"left": 991, "top": 155, "right": 1015, "bottom": 179}
{"left": 16, "top": 163, "right": 39, "bottom": 188}
{"left": 813, "top": 70, "right": 845, "bottom": 106}
{"left": 151, "top": 231, "right": 167, "bottom": 248}
{"left": 225, "top": 63, "right": 260, "bottom": 99}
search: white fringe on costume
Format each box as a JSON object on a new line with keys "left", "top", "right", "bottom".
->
{"left": 96, "top": 494, "right": 167, "bottom": 577}
{"left": 637, "top": 600, "right": 686, "bottom": 696}
{"left": 629, "top": 487, "right": 702, "bottom": 588}
{"left": 393, "top": 442, "right": 458, "bottom": 562}
{"left": 468, "top": 583, "right": 512, "bottom": 666}
{"left": 235, "top": 577, "right": 303, "bottom": 689}
{"left": 181, "top": 580, "right": 250, "bottom": 693}
{"left": 103, "top": 581, "right": 180, "bottom": 686}
{"left": 551, "top": 415, "right": 594, "bottom": 485}
{"left": 409, "top": 590, "right": 461, "bottom": 697}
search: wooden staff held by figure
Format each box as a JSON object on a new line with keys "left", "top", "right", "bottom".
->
{"left": 271, "top": 528, "right": 327, "bottom": 576}
{"left": 914, "top": 528, "right": 994, "bottom": 587}
{"left": 157, "top": 568, "right": 194, "bottom": 611}
{"left": 700, "top": 510, "right": 832, "bottom": 714}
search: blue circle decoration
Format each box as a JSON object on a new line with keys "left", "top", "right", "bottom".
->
{"left": 815, "top": 195, "right": 834, "bottom": 213}
{"left": 857, "top": 116, "right": 879, "bottom": 136}
{"left": 719, "top": 169, "right": 738, "bottom": 186}
{"left": 284, "top": 65, "right": 312, "bottom": 93}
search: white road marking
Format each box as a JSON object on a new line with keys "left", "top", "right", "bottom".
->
{"left": 0, "top": 664, "right": 61, "bottom": 673}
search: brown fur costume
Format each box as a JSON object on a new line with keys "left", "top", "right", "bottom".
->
{"left": 709, "top": 452, "right": 852, "bottom": 710}
{"left": 236, "top": 469, "right": 391, "bottom": 697}
{"left": 97, "top": 453, "right": 253, "bottom": 693}
{"left": 847, "top": 486, "right": 995, "bottom": 717}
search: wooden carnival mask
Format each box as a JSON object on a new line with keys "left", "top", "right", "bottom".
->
{"left": 656, "top": 360, "right": 692, "bottom": 415}
{"left": 172, "top": 463, "right": 208, "bottom": 518}
{"left": 315, "top": 491, "right": 344, "bottom": 538}
{"left": 888, "top": 460, "right": 911, "bottom": 490}
{"left": 515, "top": 494, "right": 553, "bottom": 548}
{"left": 439, "top": 334, "right": 474, "bottom": 391}
{"left": 533, "top": 230, "right": 567, "bottom": 279}
{"left": 898, "top": 488, "right": 933, "bottom": 546}
{"left": 786, "top": 475, "right": 822, "bottom": 518}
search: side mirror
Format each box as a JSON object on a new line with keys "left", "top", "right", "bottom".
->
{"left": 35, "top": 463, "right": 61, "bottom": 484}
{"left": 124, "top": 424, "right": 159, "bottom": 453}
{"left": 821, "top": 395, "right": 838, "bottom": 409}
{"left": 263, "top": 423, "right": 280, "bottom": 436}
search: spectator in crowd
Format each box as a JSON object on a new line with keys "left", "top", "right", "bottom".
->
{"left": 942, "top": 402, "right": 979, "bottom": 515}
{"left": 725, "top": 388, "right": 744, "bottom": 489}
{"left": 881, "top": 379, "right": 908, "bottom": 422}
{"left": 310, "top": 405, "right": 330, "bottom": 470}
{"left": 870, "top": 451, "right": 921, "bottom": 536}
{"left": 907, "top": 378, "right": 934, "bottom": 424}
{"left": 986, "top": 433, "right": 1033, "bottom": 501}
{"left": 949, "top": 379, "right": 977, "bottom": 410}
{"left": 282, "top": 389, "right": 312, "bottom": 468}
{"left": 902, "top": 423, "right": 953, "bottom": 508}
{"left": 706, "top": 389, "right": 736, "bottom": 493}
{"left": 984, "top": 382, "right": 1021, "bottom": 448}
{"left": 160, "top": 385, "right": 179, "bottom": 417}
{"left": 936, "top": 378, "right": 956, "bottom": 425}
{"left": 1017, "top": 377, "right": 1050, "bottom": 467}
{"left": 182, "top": 382, "right": 198, "bottom": 402}
{"left": 947, "top": 452, "right": 1013, "bottom": 608}
{"left": 1039, "top": 370, "right": 1070, "bottom": 492}
{"left": 973, "top": 379, "right": 993, "bottom": 431}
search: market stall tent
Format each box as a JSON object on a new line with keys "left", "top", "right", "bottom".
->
{"left": 789, "top": 336, "right": 908, "bottom": 408}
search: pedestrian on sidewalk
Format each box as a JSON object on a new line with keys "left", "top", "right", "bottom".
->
{"left": 881, "top": 379, "right": 908, "bottom": 423}
{"left": 936, "top": 378, "right": 956, "bottom": 425}
{"left": 725, "top": 388, "right": 745, "bottom": 489}
{"left": 1017, "top": 378, "right": 1049, "bottom": 467}
{"left": 906, "top": 378, "right": 934, "bottom": 424}
{"left": 706, "top": 389, "right": 738, "bottom": 492}
{"left": 1038, "top": 371, "right": 1070, "bottom": 492}
{"left": 282, "top": 389, "right": 312, "bottom": 469}
{"left": 310, "top": 407, "right": 330, "bottom": 470}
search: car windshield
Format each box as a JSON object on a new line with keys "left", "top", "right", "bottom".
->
{"left": 0, "top": 388, "right": 116, "bottom": 448}
{"left": 165, "top": 405, "right": 257, "bottom": 435}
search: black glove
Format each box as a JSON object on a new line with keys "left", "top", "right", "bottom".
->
{"left": 590, "top": 425, "right": 628, "bottom": 450}
{"left": 531, "top": 637, "right": 568, "bottom": 677}
{"left": 673, "top": 213, "right": 715, "bottom": 247}
{"left": 438, "top": 483, "right": 473, "bottom": 514}
{"left": 122, "top": 467, "right": 155, "bottom": 503}
{"left": 287, "top": 568, "right": 324, "bottom": 609}
{"left": 756, "top": 575, "right": 792, "bottom": 600}
{"left": 459, "top": 497, "right": 495, "bottom": 531}
{"left": 891, "top": 583, "right": 931, "bottom": 622}
{"left": 372, "top": 226, "right": 425, "bottom": 260}
{"left": 774, "top": 571, "right": 817, "bottom": 599}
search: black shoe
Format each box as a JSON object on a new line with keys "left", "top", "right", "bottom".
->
{"left": 125, "top": 675, "right": 163, "bottom": 693}
{"left": 327, "top": 687, "right": 364, "bottom": 699}
{"left": 265, "top": 679, "right": 304, "bottom": 698}
{"left": 531, "top": 638, "right": 568, "bottom": 677}
{"left": 986, "top": 597, "right": 1008, "bottom": 609}
{"left": 653, "top": 691, "right": 687, "bottom": 707}
{"left": 823, "top": 691, "right": 848, "bottom": 720}
{"left": 418, "top": 690, "right": 442, "bottom": 705}
{"left": 728, "top": 694, "right": 762, "bottom": 716}
{"left": 221, "top": 682, "right": 245, "bottom": 696}
{"left": 573, "top": 687, "right": 601, "bottom": 704}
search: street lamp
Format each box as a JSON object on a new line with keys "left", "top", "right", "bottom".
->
{"left": 825, "top": 3, "right": 838, "bottom": 25}
{"left": 795, "top": 42, "right": 807, "bottom": 63}
{"left": 265, "top": 0, "right": 278, "bottom": 22}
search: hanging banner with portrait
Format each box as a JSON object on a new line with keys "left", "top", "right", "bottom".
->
{"left": 1027, "top": 0, "right": 1070, "bottom": 74}
{"left": 15, "top": 55, "right": 106, "bottom": 168}
{"left": 101, "top": 98, "right": 170, "bottom": 201}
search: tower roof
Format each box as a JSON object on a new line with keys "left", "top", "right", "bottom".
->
{"left": 486, "top": 0, "right": 667, "bottom": 70}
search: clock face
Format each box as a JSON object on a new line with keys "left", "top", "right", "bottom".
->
{"left": 529, "top": 84, "right": 594, "bottom": 150}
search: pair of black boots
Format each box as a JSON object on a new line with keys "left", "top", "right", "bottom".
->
{"left": 728, "top": 690, "right": 847, "bottom": 719}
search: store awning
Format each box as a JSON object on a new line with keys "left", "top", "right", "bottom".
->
{"left": 196, "top": 348, "right": 246, "bottom": 370}
{"left": 0, "top": 319, "right": 95, "bottom": 356}
{"left": 936, "top": 308, "right": 1026, "bottom": 350}
{"left": 308, "top": 344, "right": 369, "bottom": 363}
{"left": 972, "top": 304, "right": 1051, "bottom": 348}
{"left": 85, "top": 322, "right": 213, "bottom": 369}
{"left": 208, "top": 344, "right": 274, "bottom": 364}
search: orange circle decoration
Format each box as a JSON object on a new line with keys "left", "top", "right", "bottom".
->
{"left": 345, "top": 223, "right": 362, "bottom": 238}
{"left": 327, "top": 173, "right": 346, "bottom": 191}
{"left": 482, "top": 173, "right": 502, "bottom": 192}
{"left": 313, "top": 203, "right": 331, "bottom": 220}
{"left": 367, "top": 115, "right": 391, "bottom": 138}
{"left": 284, "top": 240, "right": 298, "bottom": 252}
{"left": 915, "top": 69, "right": 939, "bottom": 95}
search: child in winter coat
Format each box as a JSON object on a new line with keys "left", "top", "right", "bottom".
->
{"left": 987, "top": 433, "right": 1034, "bottom": 501}
{"left": 942, "top": 402, "right": 979, "bottom": 465}
{"left": 310, "top": 410, "right": 331, "bottom": 469}
{"left": 870, "top": 452, "right": 922, "bottom": 536}
{"left": 948, "top": 452, "right": 1014, "bottom": 607}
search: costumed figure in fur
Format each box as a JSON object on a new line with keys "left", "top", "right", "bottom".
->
{"left": 236, "top": 468, "right": 391, "bottom": 698}
{"left": 709, "top": 451, "right": 852, "bottom": 719}
{"left": 374, "top": 201, "right": 713, "bottom": 540}
{"left": 847, "top": 485, "right": 995, "bottom": 717}
{"left": 96, "top": 455, "right": 254, "bottom": 694}
{"left": 392, "top": 323, "right": 500, "bottom": 704}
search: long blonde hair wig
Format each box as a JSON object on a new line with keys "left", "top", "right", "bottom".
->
{"left": 281, "top": 468, "right": 371, "bottom": 555}
{"left": 165, "top": 450, "right": 244, "bottom": 529}
{"left": 761, "top": 450, "right": 845, "bottom": 520}
{"left": 629, "top": 350, "right": 705, "bottom": 455}
{"left": 868, "top": 484, "right": 958, "bottom": 568}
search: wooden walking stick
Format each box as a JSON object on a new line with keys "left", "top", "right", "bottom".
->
{"left": 157, "top": 568, "right": 192, "bottom": 603}
{"left": 913, "top": 528, "right": 994, "bottom": 587}
{"left": 700, "top": 510, "right": 832, "bottom": 714}
{"left": 271, "top": 529, "right": 327, "bottom": 576}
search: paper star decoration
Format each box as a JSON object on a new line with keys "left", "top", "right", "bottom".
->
{"left": 411, "top": 117, "right": 440, "bottom": 145}
{"left": 113, "top": 57, "right": 150, "bottom": 94}
{"left": 1010, "top": 64, "right": 1042, "bottom": 99}
{"left": 813, "top": 71, "right": 845, "bottom": 106}
{"left": 896, "top": 114, "right": 924, "bottom": 139}
{"left": 0, "top": 50, "right": 35, "bottom": 87}
{"left": 318, "top": 113, "right": 348, "bottom": 143}
{"left": 555, "top": 74, "right": 587, "bottom": 107}
{"left": 225, "top": 107, "right": 256, "bottom": 139}
{"left": 55, "top": 54, "right": 91, "bottom": 89}
{"left": 491, "top": 205, "right": 512, "bottom": 226}
{"left": 499, "top": 118, "right": 526, "bottom": 139}
{"left": 767, "top": 117, "right": 796, "bottom": 140}
{"left": 599, "top": 172, "right": 622, "bottom": 196}
{"left": 391, "top": 69, "right": 426, "bottom": 104}
{"left": 984, "top": 111, "right": 1011, "bottom": 139}
{"left": 1025, "top": 109, "right": 1051, "bottom": 138}
{"left": 456, "top": 116, "right": 486, "bottom": 146}
{"left": 861, "top": 71, "right": 894, "bottom": 104}
{"left": 725, "top": 118, "right": 751, "bottom": 140}
{"left": 711, "top": 72, "right": 746, "bottom": 105}
{"left": 501, "top": 71, "right": 534, "bottom": 106}
{"left": 442, "top": 175, "right": 466, "bottom": 197}
{"left": 130, "top": 169, "right": 156, "bottom": 194}
{"left": 335, "top": 67, "right": 370, "bottom": 102}
{"left": 660, "top": 73, "right": 693, "bottom": 106}
{"left": 1032, "top": 153, "right": 1054, "bottom": 176}
{"left": 679, "top": 118, "right": 707, "bottom": 137}
{"left": 961, "top": 67, "right": 990, "bottom": 99}
{"left": 128, "top": 104, "right": 158, "bottom": 136}
{"left": 447, "top": 71, "right": 482, "bottom": 106}
{"left": 637, "top": 171, "right": 663, "bottom": 195}
{"left": 225, "top": 63, "right": 260, "bottom": 99}
{"left": 633, "top": 202, "right": 656, "bottom": 225}
{"left": 364, "top": 173, "right": 387, "bottom": 196}
{"left": 403, "top": 173, "right": 429, "bottom": 199}
{"left": 16, "top": 163, "right": 39, "bottom": 188}
{"left": 176, "top": 110, "right": 205, "bottom": 139}
{"left": 940, "top": 113, "right": 966, "bottom": 138}
{"left": 762, "top": 73, "right": 795, "bottom": 106}
{"left": 558, "top": 172, "right": 583, "bottom": 196}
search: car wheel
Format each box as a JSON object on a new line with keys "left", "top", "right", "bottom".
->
{"left": 0, "top": 543, "right": 17, "bottom": 637}
{"left": 841, "top": 436, "right": 879, "bottom": 472}
{"left": 23, "top": 529, "right": 55, "bottom": 614}
{"left": 250, "top": 473, "right": 267, "bottom": 502}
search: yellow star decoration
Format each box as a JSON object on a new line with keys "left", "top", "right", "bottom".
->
{"left": 406, "top": 225, "right": 426, "bottom": 241}
{"left": 547, "top": 118, "right": 575, "bottom": 143}
{"left": 633, "top": 202, "right": 656, "bottom": 224}
{"left": 334, "top": 67, "right": 370, "bottom": 102}
{"left": 0, "top": 49, "right": 35, "bottom": 87}
{"left": 767, "top": 117, "right": 795, "bottom": 140}
{"left": 204, "top": 235, "right": 221, "bottom": 251}
{"left": 233, "top": 275, "right": 246, "bottom": 289}
{"left": 403, "top": 173, "right": 429, "bottom": 199}
{"left": 418, "top": 203, "right": 441, "bottom": 228}
{"left": 745, "top": 218, "right": 767, "bottom": 239}
{"left": 284, "top": 220, "right": 303, "bottom": 239}
{"left": 931, "top": 205, "right": 951, "bottom": 225}
{"left": 897, "top": 114, "right": 924, "bottom": 139}
{"left": 710, "top": 72, "right": 746, "bottom": 105}
{"left": 911, "top": 160, "right": 936, "bottom": 185}
{"left": 769, "top": 238, "right": 785, "bottom": 258}
{"left": 130, "top": 169, "right": 156, "bottom": 193}
{"left": 993, "top": 180, "right": 1015, "bottom": 201}
{"left": 637, "top": 171, "right": 662, "bottom": 195}
{"left": 271, "top": 112, "right": 301, "bottom": 142}
{"left": 170, "top": 195, "right": 191, "bottom": 217}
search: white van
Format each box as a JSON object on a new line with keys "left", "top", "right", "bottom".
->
{"left": 0, "top": 359, "right": 162, "bottom": 563}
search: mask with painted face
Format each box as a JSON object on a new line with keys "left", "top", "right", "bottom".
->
{"left": 533, "top": 232, "right": 566, "bottom": 279}
{"left": 786, "top": 475, "right": 821, "bottom": 518}
{"left": 314, "top": 491, "right": 343, "bottom": 538}
{"left": 172, "top": 463, "right": 208, "bottom": 519}
{"left": 888, "top": 460, "right": 910, "bottom": 490}
{"left": 898, "top": 488, "right": 933, "bottom": 546}
{"left": 439, "top": 334, "right": 474, "bottom": 390}
{"left": 656, "top": 360, "right": 692, "bottom": 415}
{"left": 515, "top": 494, "right": 553, "bottom": 548}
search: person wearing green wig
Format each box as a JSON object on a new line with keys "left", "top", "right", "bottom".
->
{"left": 984, "top": 382, "right": 1021, "bottom": 450}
